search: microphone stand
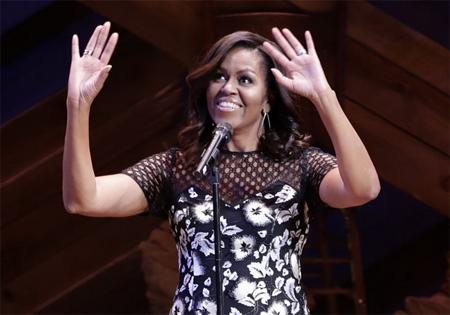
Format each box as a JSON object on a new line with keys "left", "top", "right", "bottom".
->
{"left": 211, "top": 163, "right": 224, "bottom": 315}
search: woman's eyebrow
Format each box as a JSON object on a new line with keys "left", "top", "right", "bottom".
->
{"left": 237, "top": 68, "right": 257, "bottom": 75}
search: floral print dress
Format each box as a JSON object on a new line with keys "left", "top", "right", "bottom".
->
{"left": 123, "top": 147, "right": 337, "bottom": 315}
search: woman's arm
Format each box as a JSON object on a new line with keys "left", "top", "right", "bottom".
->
{"left": 263, "top": 28, "right": 380, "bottom": 208}
{"left": 63, "top": 22, "right": 148, "bottom": 217}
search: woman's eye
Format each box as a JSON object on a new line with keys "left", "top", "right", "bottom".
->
{"left": 213, "top": 73, "right": 226, "bottom": 81}
{"left": 239, "top": 76, "right": 253, "bottom": 84}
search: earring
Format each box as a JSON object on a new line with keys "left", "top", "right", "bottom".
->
{"left": 263, "top": 111, "right": 271, "bottom": 129}
{"left": 259, "top": 109, "right": 271, "bottom": 139}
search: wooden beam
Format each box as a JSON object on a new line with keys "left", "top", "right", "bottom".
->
{"left": 345, "top": 99, "right": 449, "bottom": 216}
{"left": 1, "top": 215, "right": 164, "bottom": 315}
{"left": 77, "top": 0, "right": 206, "bottom": 65}
{"left": 211, "top": 0, "right": 303, "bottom": 15}
{"left": 345, "top": 39, "right": 449, "bottom": 156}
{"left": 347, "top": 0, "right": 449, "bottom": 95}
{"left": 33, "top": 248, "right": 149, "bottom": 314}
{"left": 288, "top": 0, "right": 338, "bottom": 12}
{"left": 1, "top": 46, "right": 184, "bottom": 228}
{"left": 1, "top": 32, "right": 183, "bottom": 188}
{"left": 1, "top": 84, "right": 183, "bottom": 288}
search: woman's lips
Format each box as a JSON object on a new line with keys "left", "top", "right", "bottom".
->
{"left": 216, "top": 101, "right": 242, "bottom": 112}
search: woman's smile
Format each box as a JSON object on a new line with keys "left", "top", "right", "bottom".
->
{"left": 215, "top": 99, "right": 243, "bottom": 112}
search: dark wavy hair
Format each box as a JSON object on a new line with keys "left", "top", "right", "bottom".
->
{"left": 178, "top": 31, "right": 311, "bottom": 166}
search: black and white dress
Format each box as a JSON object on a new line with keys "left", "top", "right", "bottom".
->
{"left": 123, "top": 147, "right": 337, "bottom": 315}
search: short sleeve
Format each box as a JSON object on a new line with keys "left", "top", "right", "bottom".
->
{"left": 121, "top": 148, "right": 177, "bottom": 219}
{"left": 302, "top": 147, "right": 338, "bottom": 216}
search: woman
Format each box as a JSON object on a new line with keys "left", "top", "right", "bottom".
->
{"left": 63, "top": 22, "right": 380, "bottom": 315}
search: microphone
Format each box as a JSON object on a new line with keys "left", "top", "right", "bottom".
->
{"left": 194, "top": 122, "right": 233, "bottom": 179}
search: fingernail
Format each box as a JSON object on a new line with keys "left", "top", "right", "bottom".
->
{"left": 106, "top": 65, "right": 112, "bottom": 73}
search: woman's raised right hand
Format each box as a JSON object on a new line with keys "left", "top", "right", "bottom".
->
{"left": 67, "top": 22, "right": 118, "bottom": 109}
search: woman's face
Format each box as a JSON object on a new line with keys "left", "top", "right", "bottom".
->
{"left": 206, "top": 47, "right": 270, "bottom": 148}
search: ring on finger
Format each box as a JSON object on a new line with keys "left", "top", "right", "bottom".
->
{"left": 83, "top": 50, "right": 94, "bottom": 56}
{"left": 296, "top": 49, "right": 307, "bottom": 56}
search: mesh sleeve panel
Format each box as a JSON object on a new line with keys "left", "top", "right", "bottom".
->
{"left": 302, "top": 147, "right": 338, "bottom": 216}
{"left": 121, "top": 148, "right": 177, "bottom": 219}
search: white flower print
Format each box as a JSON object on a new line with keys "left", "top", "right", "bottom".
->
{"left": 253, "top": 281, "right": 270, "bottom": 305}
{"left": 232, "top": 278, "right": 257, "bottom": 307}
{"left": 179, "top": 273, "right": 191, "bottom": 293}
{"left": 197, "top": 299, "right": 217, "bottom": 315}
{"left": 295, "top": 234, "right": 306, "bottom": 255}
{"left": 192, "top": 251, "right": 205, "bottom": 276}
{"left": 243, "top": 201, "right": 274, "bottom": 227}
{"left": 188, "top": 275, "right": 198, "bottom": 297}
{"left": 192, "top": 232, "right": 215, "bottom": 257}
{"left": 248, "top": 261, "right": 267, "bottom": 279}
{"left": 259, "top": 244, "right": 267, "bottom": 254}
{"left": 276, "top": 203, "right": 299, "bottom": 224}
{"left": 258, "top": 230, "right": 268, "bottom": 238}
{"left": 188, "top": 187, "right": 198, "bottom": 198}
{"left": 202, "top": 288, "right": 210, "bottom": 298}
{"left": 275, "top": 259, "right": 285, "bottom": 272}
{"left": 220, "top": 216, "right": 243, "bottom": 236}
{"left": 178, "top": 229, "right": 189, "bottom": 259}
{"left": 204, "top": 277, "right": 211, "bottom": 286}
{"left": 231, "top": 235, "right": 256, "bottom": 261}
{"left": 284, "top": 278, "right": 301, "bottom": 314}
{"left": 205, "top": 194, "right": 212, "bottom": 201}
{"left": 268, "top": 229, "right": 289, "bottom": 262}
{"left": 261, "top": 301, "right": 288, "bottom": 315}
{"left": 275, "top": 184, "right": 296, "bottom": 203}
{"left": 230, "top": 307, "right": 243, "bottom": 315}
{"left": 193, "top": 202, "right": 213, "bottom": 224}
{"left": 224, "top": 268, "right": 238, "bottom": 281}
{"left": 272, "top": 277, "right": 285, "bottom": 296}
{"left": 178, "top": 195, "right": 187, "bottom": 203}
{"left": 290, "top": 252, "right": 300, "bottom": 280}
{"left": 173, "top": 208, "right": 189, "bottom": 224}
{"left": 170, "top": 298, "right": 185, "bottom": 315}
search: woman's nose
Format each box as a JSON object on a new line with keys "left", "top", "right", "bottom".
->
{"left": 221, "top": 80, "right": 237, "bottom": 94}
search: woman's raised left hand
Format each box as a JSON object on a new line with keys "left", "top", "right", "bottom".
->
{"left": 263, "top": 28, "right": 331, "bottom": 102}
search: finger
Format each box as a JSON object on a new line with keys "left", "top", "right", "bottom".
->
{"left": 93, "top": 21, "right": 111, "bottom": 59}
{"left": 96, "top": 65, "right": 113, "bottom": 90}
{"left": 263, "top": 41, "right": 290, "bottom": 70}
{"left": 72, "top": 34, "right": 80, "bottom": 60}
{"left": 282, "top": 28, "right": 306, "bottom": 56}
{"left": 84, "top": 25, "right": 103, "bottom": 55}
{"left": 271, "top": 68, "right": 295, "bottom": 93}
{"left": 100, "top": 32, "right": 119, "bottom": 65}
{"left": 271, "top": 27, "right": 297, "bottom": 60}
{"left": 305, "top": 31, "right": 317, "bottom": 56}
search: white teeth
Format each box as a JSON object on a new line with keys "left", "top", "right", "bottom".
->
{"left": 217, "top": 102, "right": 240, "bottom": 109}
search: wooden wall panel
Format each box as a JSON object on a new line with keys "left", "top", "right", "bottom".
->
{"left": 36, "top": 248, "right": 149, "bottom": 314}
{"left": 347, "top": 0, "right": 449, "bottom": 95}
{"left": 345, "top": 99, "right": 449, "bottom": 216}
{"left": 1, "top": 50, "right": 184, "bottom": 228}
{"left": 78, "top": 0, "right": 206, "bottom": 65}
{"left": 2, "top": 86, "right": 184, "bottom": 284}
{"left": 1, "top": 215, "right": 163, "bottom": 315}
{"left": 346, "top": 39, "right": 449, "bottom": 156}
{"left": 1, "top": 35, "right": 183, "bottom": 187}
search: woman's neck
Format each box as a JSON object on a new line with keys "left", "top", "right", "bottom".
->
{"left": 225, "top": 131, "right": 260, "bottom": 152}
